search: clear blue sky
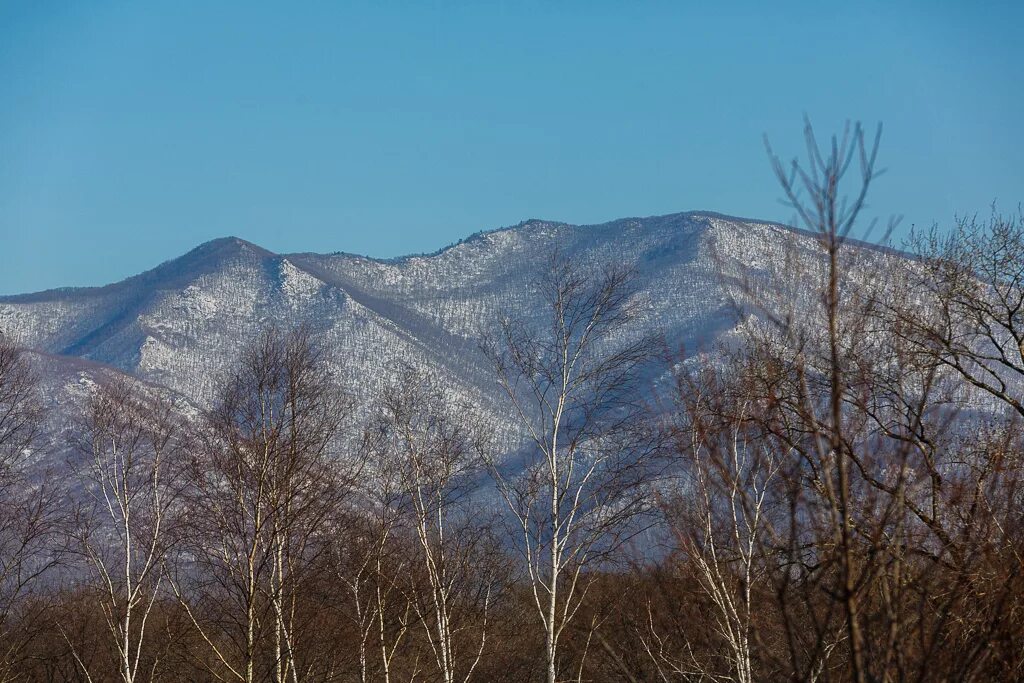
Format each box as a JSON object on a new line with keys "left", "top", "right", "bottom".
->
{"left": 1, "top": 1, "right": 1022, "bottom": 294}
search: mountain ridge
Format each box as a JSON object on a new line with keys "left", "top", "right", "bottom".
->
{"left": 0, "top": 208, "right": 910, "bottom": 471}
{"left": 0, "top": 210, "right": 791, "bottom": 302}
{"left": 0, "top": 211, "right": 790, "bottom": 376}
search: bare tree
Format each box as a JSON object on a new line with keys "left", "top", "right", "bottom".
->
{"left": 331, "top": 510, "right": 414, "bottom": 683}
{"left": 695, "top": 120, "right": 1024, "bottom": 681}
{"left": 875, "top": 208, "right": 1024, "bottom": 677}
{"left": 483, "top": 255, "right": 661, "bottom": 683}
{"left": 331, "top": 426, "right": 416, "bottom": 683}
{"left": 370, "top": 364, "right": 502, "bottom": 683}
{"left": 894, "top": 209, "right": 1024, "bottom": 416}
{"left": 754, "top": 119, "right": 888, "bottom": 683}
{"left": 0, "top": 334, "right": 66, "bottom": 681}
{"left": 70, "top": 378, "right": 183, "bottom": 683}
{"left": 172, "top": 326, "right": 353, "bottom": 683}
{"left": 644, "top": 366, "right": 782, "bottom": 683}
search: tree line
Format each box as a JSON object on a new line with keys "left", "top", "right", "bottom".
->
{"left": 1, "top": 123, "right": 1022, "bottom": 681}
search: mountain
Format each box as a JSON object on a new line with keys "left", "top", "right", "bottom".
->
{"left": 0, "top": 211, "right": 866, "bottom": 460}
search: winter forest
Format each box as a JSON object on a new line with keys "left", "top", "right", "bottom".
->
{"left": 1, "top": 121, "right": 1023, "bottom": 683}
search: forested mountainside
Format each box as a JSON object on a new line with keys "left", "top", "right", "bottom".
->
{"left": 0, "top": 211, "right": 846, "bottom": 448}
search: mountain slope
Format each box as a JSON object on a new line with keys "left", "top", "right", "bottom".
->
{"left": 0, "top": 211, "right": 860, "bottom": 450}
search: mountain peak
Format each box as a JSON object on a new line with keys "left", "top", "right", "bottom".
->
{"left": 192, "top": 236, "right": 273, "bottom": 257}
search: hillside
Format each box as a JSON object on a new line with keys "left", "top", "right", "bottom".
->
{"left": 1, "top": 210, "right": 880, "bottom": 461}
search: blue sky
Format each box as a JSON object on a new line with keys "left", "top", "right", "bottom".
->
{"left": 1, "top": 1, "right": 1022, "bottom": 294}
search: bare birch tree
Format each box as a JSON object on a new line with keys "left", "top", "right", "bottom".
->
{"left": 332, "top": 510, "right": 414, "bottom": 683}
{"left": 644, "top": 366, "right": 782, "bottom": 683}
{"left": 371, "top": 364, "right": 501, "bottom": 683}
{"left": 332, "top": 429, "right": 416, "bottom": 683}
{"left": 172, "top": 326, "right": 352, "bottom": 683}
{"left": 484, "top": 255, "right": 661, "bottom": 683}
{"left": 71, "top": 379, "right": 182, "bottom": 683}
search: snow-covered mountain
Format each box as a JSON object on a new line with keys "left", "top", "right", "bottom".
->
{"left": 0, "top": 211, "right": 847, "bottom": 457}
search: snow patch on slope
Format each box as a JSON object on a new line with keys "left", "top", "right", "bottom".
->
{"left": 278, "top": 259, "right": 324, "bottom": 304}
